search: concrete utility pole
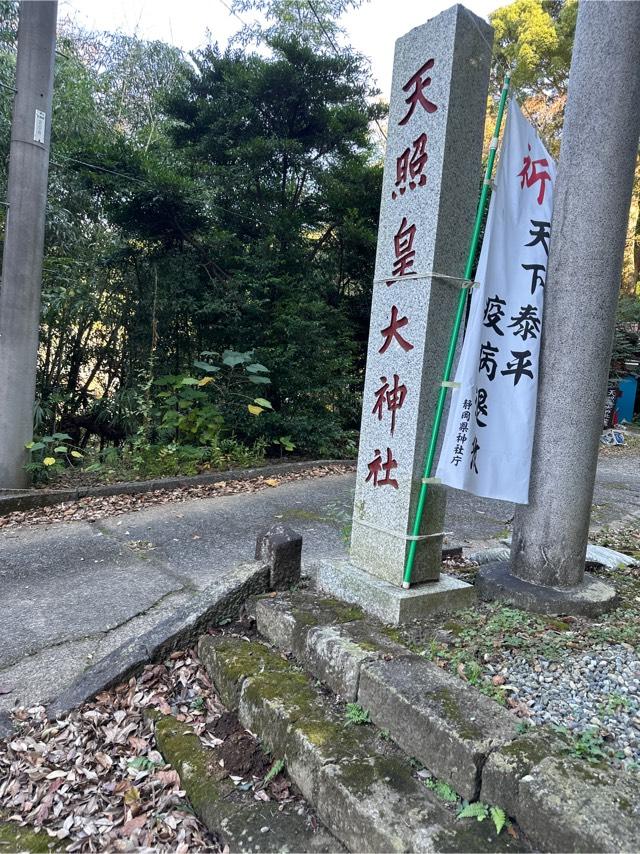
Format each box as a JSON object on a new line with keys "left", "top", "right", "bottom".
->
{"left": 0, "top": 1, "right": 58, "bottom": 489}
{"left": 478, "top": 0, "right": 640, "bottom": 615}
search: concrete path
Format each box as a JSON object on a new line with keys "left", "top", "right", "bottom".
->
{"left": 1, "top": 451, "right": 638, "bottom": 712}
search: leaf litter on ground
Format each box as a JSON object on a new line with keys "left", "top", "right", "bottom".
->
{"left": 0, "top": 463, "right": 355, "bottom": 531}
{"left": 0, "top": 639, "right": 296, "bottom": 851}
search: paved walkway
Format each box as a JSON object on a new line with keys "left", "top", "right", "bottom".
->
{"left": 1, "top": 451, "right": 638, "bottom": 712}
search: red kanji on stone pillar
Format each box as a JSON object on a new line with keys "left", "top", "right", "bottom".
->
{"left": 399, "top": 59, "right": 437, "bottom": 125}
{"left": 387, "top": 216, "right": 417, "bottom": 283}
{"left": 365, "top": 447, "right": 399, "bottom": 488}
{"left": 379, "top": 305, "right": 414, "bottom": 353}
{"left": 372, "top": 373, "right": 408, "bottom": 435}
{"left": 392, "top": 133, "right": 429, "bottom": 199}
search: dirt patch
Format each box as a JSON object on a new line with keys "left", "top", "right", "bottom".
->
{"left": 210, "top": 710, "right": 242, "bottom": 740}
{"left": 218, "top": 729, "right": 271, "bottom": 778}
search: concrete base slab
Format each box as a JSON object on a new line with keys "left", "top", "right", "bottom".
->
{"left": 476, "top": 561, "right": 617, "bottom": 617}
{"left": 315, "top": 560, "right": 474, "bottom": 624}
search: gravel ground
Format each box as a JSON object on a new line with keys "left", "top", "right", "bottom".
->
{"left": 407, "top": 523, "right": 640, "bottom": 774}
{"left": 488, "top": 645, "right": 640, "bottom": 765}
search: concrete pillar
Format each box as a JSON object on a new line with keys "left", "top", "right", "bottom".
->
{"left": 479, "top": 0, "right": 640, "bottom": 615}
{"left": 0, "top": 1, "right": 58, "bottom": 488}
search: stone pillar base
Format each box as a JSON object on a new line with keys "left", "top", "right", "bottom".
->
{"left": 476, "top": 562, "right": 617, "bottom": 617}
{"left": 315, "top": 560, "right": 474, "bottom": 625}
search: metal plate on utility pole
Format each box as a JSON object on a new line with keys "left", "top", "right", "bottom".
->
{"left": 33, "top": 109, "right": 46, "bottom": 143}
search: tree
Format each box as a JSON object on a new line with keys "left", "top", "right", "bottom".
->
{"left": 231, "top": 0, "right": 363, "bottom": 52}
{"left": 489, "top": 0, "right": 577, "bottom": 153}
{"left": 153, "top": 36, "right": 385, "bottom": 452}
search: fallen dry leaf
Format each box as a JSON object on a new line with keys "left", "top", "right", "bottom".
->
{"left": 0, "top": 464, "right": 355, "bottom": 531}
{"left": 122, "top": 814, "right": 146, "bottom": 836}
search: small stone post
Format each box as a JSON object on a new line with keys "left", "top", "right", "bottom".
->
{"left": 478, "top": 0, "right": 640, "bottom": 615}
{"left": 318, "top": 5, "right": 493, "bottom": 622}
{"left": 256, "top": 524, "right": 302, "bottom": 591}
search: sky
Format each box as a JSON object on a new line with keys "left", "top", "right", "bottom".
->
{"left": 59, "top": 0, "right": 500, "bottom": 97}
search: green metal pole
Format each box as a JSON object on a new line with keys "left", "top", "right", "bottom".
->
{"left": 402, "top": 74, "right": 511, "bottom": 589}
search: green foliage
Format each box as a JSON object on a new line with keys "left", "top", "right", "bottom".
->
{"left": 344, "top": 703, "right": 370, "bottom": 725}
{"left": 263, "top": 758, "right": 285, "bottom": 784}
{"left": 457, "top": 801, "right": 489, "bottom": 821}
{"left": 611, "top": 296, "right": 640, "bottom": 378}
{"left": 424, "top": 777, "right": 459, "bottom": 803}
{"left": 456, "top": 802, "right": 507, "bottom": 835}
{"left": 6, "top": 6, "right": 384, "bottom": 469}
{"left": 599, "top": 693, "right": 632, "bottom": 716}
{"left": 25, "top": 434, "right": 85, "bottom": 483}
{"left": 490, "top": 806, "right": 507, "bottom": 835}
{"left": 488, "top": 0, "right": 577, "bottom": 153}
{"left": 554, "top": 726, "right": 608, "bottom": 764}
{"left": 490, "top": 0, "right": 576, "bottom": 95}
{"left": 127, "top": 756, "right": 160, "bottom": 771}
{"left": 231, "top": 0, "right": 364, "bottom": 51}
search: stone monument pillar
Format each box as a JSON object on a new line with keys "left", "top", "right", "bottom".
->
{"left": 318, "top": 4, "right": 493, "bottom": 623}
{"left": 477, "top": 0, "right": 640, "bottom": 616}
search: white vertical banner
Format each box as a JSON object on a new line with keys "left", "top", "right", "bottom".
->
{"left": 436, "top": 99, "right": 556, "bottom": 503}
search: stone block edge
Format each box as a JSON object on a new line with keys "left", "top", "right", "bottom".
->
{"left": 0, "top": 458, "right": 356, "bottom": 515}
{"left": 46, "top": 563, "right": 271, "bottom": 719}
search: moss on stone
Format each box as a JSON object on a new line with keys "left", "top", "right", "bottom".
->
{"left": 280, "top": 509, "right": 329, "bottom": 523}
{"left": 443, "top": 621, "right": 464, "bottom": 635}
{"left": 435, "top": 822, "right": 528, "bottom": 853}
{"left": 432, "top": 689, "right": 483, "bottom": 740}
{"left": 316, "top": 598, "right": 364, "bottom": 623}
{"left": 499, "top": 735, "right": 554, "bottom": 771}
{"left": 0, "top": 822, "right": 61, "bottom": 852}
{"left": 242, "top": 668, "right": 317, "bottom": 720}
{"left": 352, "top": 639, "right": 379, "bottom": 653}
{"left": 617, "top": 797, "right": 632, "bottom": 815}
{"left": 337, "top": 754, "right": 417, "bottom": 797}
{"left": 380, "top": 625, "right": 405, "bottom": 644}
{"left": 219, "top": 637, "right": 289, "bottom": 676}
{"left": 154, "top": 715, "right": 233, "bottom": 815}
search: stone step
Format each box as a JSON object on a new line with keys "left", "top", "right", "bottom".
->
{"left": 254, "top": 591, "right": 640, "bottom": 852}
{"left": 255, "top": 591, "right": 519, "bottom": 801}
{"left": 199, "top": 633, "right": 525, "bottom": 854}
{"left": 150, "top": 710, "right": 342, "bottom": 853}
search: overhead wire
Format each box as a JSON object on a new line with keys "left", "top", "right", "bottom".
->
{"left": 306, "top": 0, "right": 387, "bottom": 144}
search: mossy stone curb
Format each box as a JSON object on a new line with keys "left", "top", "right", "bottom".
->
{"left": 152, "top": 712, "right": 340, "bottom": 853}
{"left": 202, "top": 635, "right": 529, "bottom": 853}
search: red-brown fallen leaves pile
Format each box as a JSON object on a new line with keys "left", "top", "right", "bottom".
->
{"left": 0, "top": 650, "right": 229, "bottom": 851}
{"left": 0, "top": 464, "right": 355, "bottom": 532}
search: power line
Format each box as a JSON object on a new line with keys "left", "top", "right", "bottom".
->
{"left": 306, "top": 0, "right": 387, "bottom": 144}
{"left": 307, "top": 0, "right": 339, "bottom": 55}
{"left": 49, "top": 153, "right": 267, "bottom": 225}
{"left": 216, "top": 0, "right": 251, "bottom": 28}
{"left": 51, "top": 155, "right": 146, "bottom": 184}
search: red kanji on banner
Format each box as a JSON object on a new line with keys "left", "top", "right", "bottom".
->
{"left": 517, "top": 143, "right": 551, "bottom": 205}
{"left": 379, "top": 305, "right": 414, "bottom": 354}
{"left": 399, "top": 59, "right": 437, "bottom": 125}
{"left": 372, "top": 373, "right": 407, "bottom": 435}
{"left": 365, "top": 447, "right": 399, "bottom": 489}
{"left": 392, "top": 133, "right": 428, "bottom": 199}
{"left": 387, "top": 216, "right": 417, "bottom": 283}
